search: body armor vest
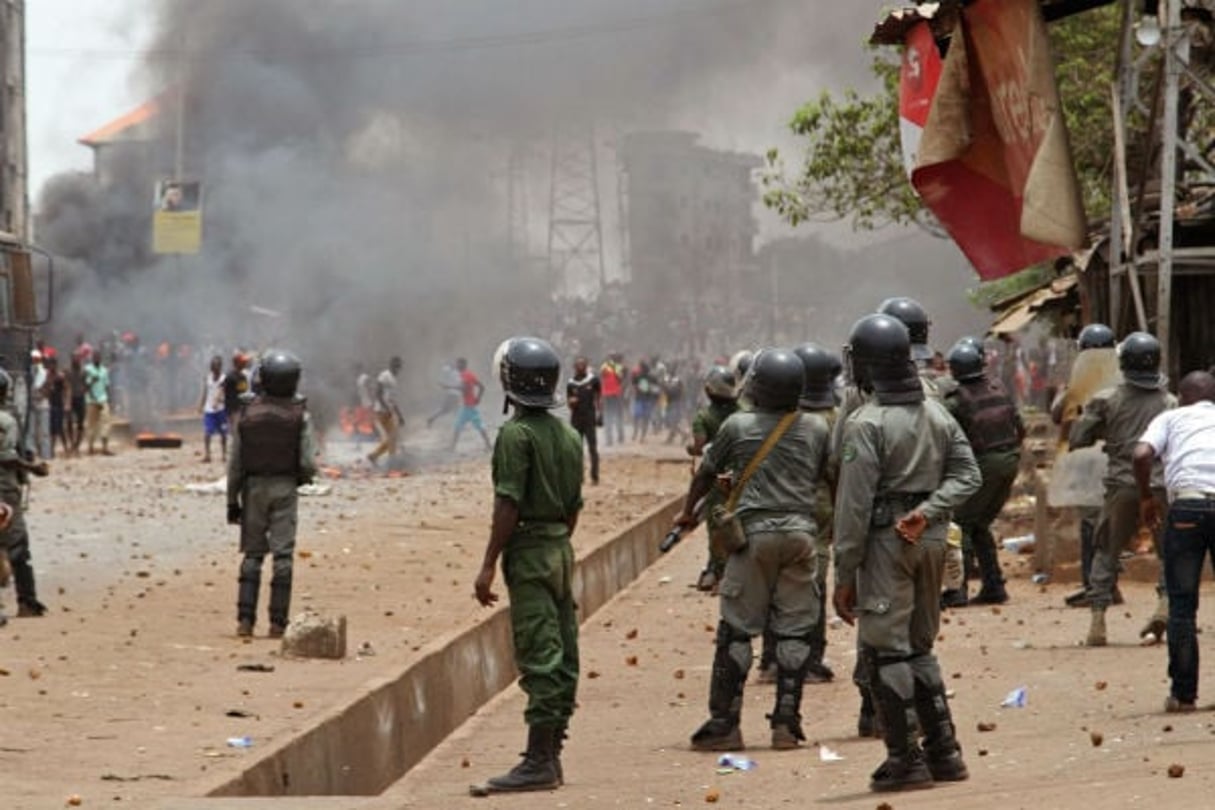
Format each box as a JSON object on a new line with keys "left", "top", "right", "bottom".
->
{"left": 953, "top": 378, "right": 1020, "bottom": 454}
{"left": 240, "top": 396, "right": 304, "bottom": 476}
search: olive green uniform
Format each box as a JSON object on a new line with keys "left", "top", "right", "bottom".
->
{"left": 834, "top": 397, "right": 980, "bottom": 771}
{"left": 1070, "top": 383, "right": 1175, "bottom": 610}
{"left": 692, "top": 399, "right": 739, "bottom": 581}
{"left": 0, "top": 409, "right": 37, "bottom": 613}
{"left": 493, "top": 411, "right": 584, "bottom": 728}
{"left": 695, "top": 409, "right": 829, "bottom": 739}
{"left": 228, "top": 404, "right": 318, "bottom": 629}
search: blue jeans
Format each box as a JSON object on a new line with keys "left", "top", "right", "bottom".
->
{"left": 1164, "top": 499, "right": 1215, "bottom": 703}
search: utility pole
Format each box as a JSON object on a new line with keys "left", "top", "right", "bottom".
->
{"left": 0, "top": 0, "right": 28, "bottom": 240}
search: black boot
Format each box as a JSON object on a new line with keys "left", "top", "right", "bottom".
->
{"left": 268, "top": 555, "right": 293, "bottom": 635}
{"left": 970, "top": 532, "right": 1008, "bottom": 605}
{"left": 805, "top": 606, "right": 834, "bottom": 683}
{"left": 551, "top": 725, "right": 567, "bottom": 785}
{"left": 857, "top": 686, "right": 882, "bottom": 738}
{"left": 870, "top": 664, "right": 934, "bottom": 793}
{"left": 484, "top": 725, "right": 560, "bottom": 793}
{"left": 238, "top": 555, "right": 262, "bottom": 633}
{"left": 691, "top": 626, "right": 747, "bottom": 751}
{"left": 13, "top": 560, "right": 46, "bottom": 617}
{"left": 769, "top": 665, "right": 808, "bottom": 749}
{"left": 914, "top": 682, "right": 969, "bottom": 782}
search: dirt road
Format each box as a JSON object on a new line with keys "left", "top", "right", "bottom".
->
{"left": 391, "top": 516, "right": 1215, "bottom": 808}
{"left": 0, "top": 430, "right": 690, "bottom": 808}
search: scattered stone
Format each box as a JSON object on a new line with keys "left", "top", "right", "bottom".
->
{"left": 626, "top": 628, "right": 639, "bottom": 640}
{"left": 66, "top": 795, "right": 82, "bottom": 806}
{"left": 1095, "top": 681, "right": 1108, "bottom": 691}
{"left": 704, "top": 787, "right": 720, "bottom": 803}
{"left": 1090, "top": 731, "right": 1103, "bottom": 747}
{"left": 1163, "top": 725, "right": 1173, "bottom": 733}
{"left": 625, "top": 655, "right": 639, "bottom": 667}
{"left": 977, "top": 722, "right": 997, "bottom": 732}
{"left": 461, "top": 757, "right": 470, "bottom": 768}
{"left": 281, "top": 612, "right": 347, "bottom": 660}
{"left": 674, "top": 669, "right": 685, "bottom": 680}
{"left": 1168, "top": 763, "right": 1185, "bottom": 778}
{"left": 587, "top": 670, "right": 601, "bottom": 679}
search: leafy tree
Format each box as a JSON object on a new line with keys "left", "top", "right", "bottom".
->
{"left": 763, "top": 5, "right": 1122, "bottom": 232}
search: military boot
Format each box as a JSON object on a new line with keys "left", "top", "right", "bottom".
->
{"left": 805, "top": 622, "right": 834, "bottom": 684}
{"left": 483, "top": 725, "right": 560, "bottom": 793}
{"left": 913, "top": 682, "right": 969, "bottom": 782}
{"left": 871, "top": 683, "right": 934, "bottom": 792}
{"left": 12, "top": 560, "right": 47, "bottom": 617}
{"left": 551, "top": 725, "right": 568, "bottom": 785}
{"left": 858, "top": 687, "right": 880, "bottom": 738}
{"left": 969, "top": 536, "right": 1008, "bottom": 605}
{"left": 691, "top": 635, "right": 746, "bottom": 751}
{"left": 1140, "top": 594, "right": 1169, "bottom": 643}
{"left": 268, "top": 556, "right": 293, "bottom": 632}
{"left": 238, "top": 555, "right": 262, "bottom": 631}
{"left": 1086, "top": 607, "right": 1108, "bottom": 647}
{"left": 768, "top": 666, "right": 808, "bottom": 750}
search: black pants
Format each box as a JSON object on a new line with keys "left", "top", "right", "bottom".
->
{"left": 574, "top": 421, "right": 599, "bottom": 484}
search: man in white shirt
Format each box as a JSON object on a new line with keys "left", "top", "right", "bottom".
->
{"left": 368, "top": 356, "right": 404, "bottom": 466}
{"left": 1134, "top": 371, "right": 1215, "bottom": 713}
{"left": 30, "top": 350, "right": 50, "bottom": 459}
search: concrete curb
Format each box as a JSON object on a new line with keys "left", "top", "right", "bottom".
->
{"left": 197, "top": 495, "right": 683, "bottom": 799}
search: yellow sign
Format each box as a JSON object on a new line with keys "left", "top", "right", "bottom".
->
{"left": 152, "top": 180, "right": 202, "bottom": 255}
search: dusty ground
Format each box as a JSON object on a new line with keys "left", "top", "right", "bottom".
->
{"left": 0, "top": 421, "right": 691, "bottom": 809}
{"left": 391, "top": 517, "right": 1215, "bottom": 808}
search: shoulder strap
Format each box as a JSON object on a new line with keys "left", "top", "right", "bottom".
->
{"left": 725, "top": 411, "right": 799, "bottom": 511}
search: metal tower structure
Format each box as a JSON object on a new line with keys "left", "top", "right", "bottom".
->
{"left": 0, "top": 0, "right": 27, "bottom": 239}
{"left": 1107, "top": 0, "right": 1215, "bottom": 374}
{"left": 546, "top": 122, "right": 606, "bottom": 299}
{"left": 505, "top": 140, "right": 531, "bottom": 273}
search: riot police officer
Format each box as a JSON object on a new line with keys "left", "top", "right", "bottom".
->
{"left": 878, "top": 297, "right": 941, "bottom": 399}
{"left": 1053, "top": 323, "right": 1117, "bottom": 607}
{"left": 943, "top": 341, "right": 1025, "bottom": 606}
{"left": 473, "top": 337, "right": 583, "bottom": 794}
{"left": 1070, "top": 332, "right": 1175, "bottom": 646}
{"left": 0, "top": 369, "right": 49, "bottom": 621}
{"left": 227, "top": 350, "right": 318, "bottom": 638}
{"left": 675, "top": 349, "right": 829, "bottom": 751}
{"left": 758, "top": 343, "right": 841, "bottom": 684}
{"left": 833, "top": 314, "right": 981, "bottom": 792}
{"left": 688, "top": 365, "right": 740, "bottom": 592}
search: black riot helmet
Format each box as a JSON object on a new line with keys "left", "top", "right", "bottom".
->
{"left": 847, "top": 314, "right": 924, "bottom": 404}
{"left": 877, "top": 297, "right": 932, "bottom": 361}
{"left": 1078, "top": 323, "right": 1116, "bottom": 350}
{"left": 793, "top": 342, "right": 840, "bottom": 409}
{"left": 955, "top": 335, "right": 984, "bottom": 354}
{"left": 702, "top": 365, "right": 737, "bottom": 402}
{"left": 497, "top": 337, "right": 561, "bottom": 410}
{"left": 259, "top": 349, "right": 302, "bottom": 398}
{"left": 745, "top": 348, "right": 805, "bottom": 412}
{"left": 1119, "top": 331, "right": 1164, "bottom": 389}
{"left": 947, "top": 342, "right": 986, "bottom": 382}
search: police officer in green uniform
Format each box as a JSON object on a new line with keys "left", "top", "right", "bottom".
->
{"left": 833, "top": 314, "right": 981, "bottom": 792}
{"left": 687, "top": 365, "right": 739, "bottom": 591}
{"left": 758, "top": 344, "right": 841, "bottom": 685}
{"left": 1070, "top": 332, "right": 1175, "bottom": 646}
{"left": 227, "top": 350, "right": 318, "bottom": 639}
{"left": 676, "top": 349, "right": 829, "bottom": 751}
{"left": 473, "top": 337, "right": 583, "bottom": 794}
{"left": 942, "top": 341, "right": 1025, "bottom": 606}
{"left": 0, "top": 370, "right": 49, "bottom": 623}
{"left": 879, "top": 297, "right": 942, "bottom": 400}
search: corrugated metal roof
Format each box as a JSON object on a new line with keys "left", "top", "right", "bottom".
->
{"left": 987, "top": 274, "right": 1078, "bottom": 335}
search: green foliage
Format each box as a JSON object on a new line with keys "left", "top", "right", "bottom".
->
{"left": 764, "top": 6, "right": 1122, "bottom": 231}
{"left": 967, "top": 263, "right": 1054, "bottom": 308}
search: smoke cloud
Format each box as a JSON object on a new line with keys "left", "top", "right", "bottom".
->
{"left": 35, "top": 0, "right": 980, "bottom": 421}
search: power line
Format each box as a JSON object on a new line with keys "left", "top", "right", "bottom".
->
{"left": 27, "top": 0, "right": 790, "bottom": 63}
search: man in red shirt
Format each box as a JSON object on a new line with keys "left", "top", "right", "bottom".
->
{"left": 452, "top": 357, "right": 492, "bottom": 451}
{"left": 599, "top": 352, "right": 626, "bottom": 446}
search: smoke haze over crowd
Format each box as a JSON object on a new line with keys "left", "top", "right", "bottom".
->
{"left": 34, "top": 0, "right": 983, "bottom": 410}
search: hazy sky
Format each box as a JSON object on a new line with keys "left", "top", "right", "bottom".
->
{"left": 27, "top": 0, "right": 154, "bottom": 193}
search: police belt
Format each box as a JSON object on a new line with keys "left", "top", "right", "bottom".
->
{"left": 518, "top": 517, "right": 569, "bottom": 526}
{"left": 1171, "top": 489, "right": 1215, "bottom": 504}
{"left": 875, "top": 491, "right": 932, "bottom": 511}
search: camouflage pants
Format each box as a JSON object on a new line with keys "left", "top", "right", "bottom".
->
{"left": 503, "top": 538, "right": 579, "bottom": 727}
